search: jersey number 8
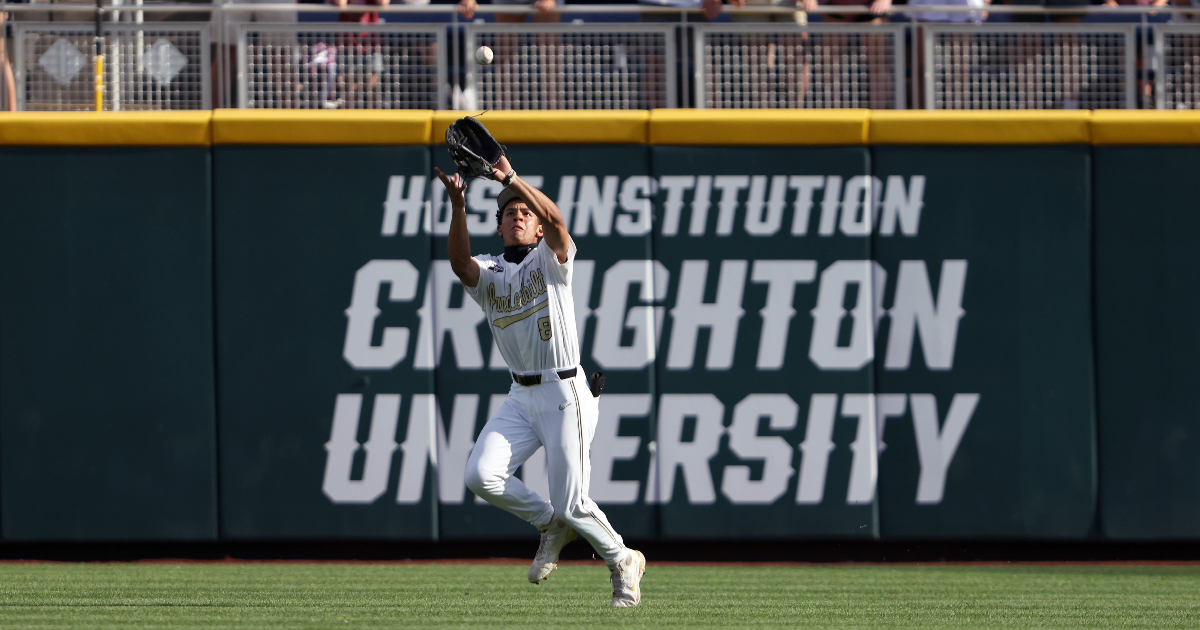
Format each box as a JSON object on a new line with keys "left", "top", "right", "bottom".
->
{"left": 537, "top": 316, "right": 552, "bottom": 341}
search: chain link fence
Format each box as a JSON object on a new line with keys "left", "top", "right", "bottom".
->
{"left": 237, "top": 23, "right": 443, "bottom": 110}
{"left": 10, "top": 6, "right": 1200, "bottom": 111}
{"left": 1155, "top": 24, "right": 1200, "bottom": 110}
{"left": 15, "top": 22, "right": 208, "bottom": 111}
{"left": 922, "top": 24, "right": 1136, "bottom": 110}
{"left": 462, "top": 24, "right": 675, "bottom": 110}
{"left": 696, "top": 24, "right": 905, "bottom": 110}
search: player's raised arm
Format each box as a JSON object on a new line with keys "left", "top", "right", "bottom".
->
{"left": 436, "top": 167, "right": 480, "bottom": 288}
{"left": 490, "top": 155, "right": 571, "bottom": 264}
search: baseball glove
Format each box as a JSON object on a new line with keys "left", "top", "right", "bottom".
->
{"left": 445, "top": 116, "right": 505, "bottom": 178}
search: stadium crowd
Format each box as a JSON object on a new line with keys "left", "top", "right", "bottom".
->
{"left": 0, "top": 0, "right": 1193, "bottom": 110}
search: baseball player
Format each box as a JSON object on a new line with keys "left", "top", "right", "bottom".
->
{"left": 434, "top": 120, "right": 646, "bottom": 608}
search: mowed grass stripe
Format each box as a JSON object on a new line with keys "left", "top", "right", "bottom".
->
{"left": 0, "top": 563, "right": 1196, "bottom": 628}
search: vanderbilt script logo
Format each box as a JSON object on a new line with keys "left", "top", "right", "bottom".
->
{"left": 487, "top": 268, "right": 549, "bottom": 331}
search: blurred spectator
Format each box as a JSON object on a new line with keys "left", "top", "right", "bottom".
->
{"left": 327, "top": 0, "right": 393, "bottom": 107}
{"left": 1102, "top": 0, "right": 1168, "bottom": 13}
{"left": 1, "top": 10, "right": 13, "bottom": 111}
{"left": 729, "top": 0, "right": 816, "bottom": 24}
{"left": 726, "top": 0, "right": 815, "bottom": 89}
{"left": 1104, "top": 0, "right": 1164, "bottom": 104}
{"left": 1005, "top": 0, "right": 1087, "bottom": 23}
{"left": 1175, "top": 0, "right": 1200, "bottom": 22}
{"left": 333, "top": 0, "right": 391, "bottom": 24}
{"left": 819, "top": 0, "right": 892, "bottom": 108}
{"left": 632, "top": 0, "right": 721, "bottom": 23}
{"left": 821, "top": 0, "right": 893, "bottom": 22}
{"left": 909, "top": 0, "right": 985, "bottom": 109}
{"left": 907, "top": 0, "right": 986, "bottom": 22}
{"left": 458, "top": 0, "right": 561, "bottom": 23}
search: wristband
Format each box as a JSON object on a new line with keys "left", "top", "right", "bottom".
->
{"left": 501, "top": 168, "right": 517, "bottom": 188}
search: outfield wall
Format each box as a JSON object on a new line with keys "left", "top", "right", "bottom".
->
{"left": 0, "top": 110, "right": 1196, "bottom": 542}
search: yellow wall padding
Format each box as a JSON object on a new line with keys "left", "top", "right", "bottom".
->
{"left": 430, "top": 110, "right": 650, "bottom": 145}
{"left": 1090, "top": 110, "right": 1200, "bottom": 145}
{"left": 212, "top": 109, "right": 432, "bottom": 145}
{"left": 869, "top": 111, "right": 1092, "bottom": 145}
{"left": 7, "top": 109, "right": 1200, "bottom": 147}
{"left": 649, "top": 109, "right": 870, "bottom": 145}
{"left": 0, "top": 111, "right": 212, "bottom": 146}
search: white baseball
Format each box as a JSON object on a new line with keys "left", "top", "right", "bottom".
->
{"left": 475, "top": 45, "right": 494, "bottom": 65}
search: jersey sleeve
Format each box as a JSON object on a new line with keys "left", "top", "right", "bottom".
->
{"left": 463, "top": 256, "right": 491, "bottom": 306}
{"left": 539, "top": 236, "right": 576, "bottom": 286}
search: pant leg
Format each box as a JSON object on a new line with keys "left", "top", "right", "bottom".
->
{"left": 464, "top": 394, "right": 555, "bottom": 529}
{"left": 531, "top": 374, "right": 626, "bottom": 563}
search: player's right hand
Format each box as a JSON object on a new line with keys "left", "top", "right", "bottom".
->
{"left": 489, "top": 155, "right": 514, "bottom": 182}
{"left": 435, "top": 167, "right": 468, "bottom": 209}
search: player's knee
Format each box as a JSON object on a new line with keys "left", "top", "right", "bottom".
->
{"left": 464, "top": 463, "right": 500, "bottom": 497}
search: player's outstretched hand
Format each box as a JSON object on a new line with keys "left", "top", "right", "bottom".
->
{"left": 489, "top": 155, "right": 514, "bottom": 182}
{"left": 435, "top": 167, "right": 467, "bottom": 209}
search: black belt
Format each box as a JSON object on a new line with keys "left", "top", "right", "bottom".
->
{"left": 512, "top": 367, "right": 577, "bottom": 386}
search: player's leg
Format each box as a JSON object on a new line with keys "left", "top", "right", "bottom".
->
{"left": 533, "top": 374, "right": 645, "bottom": 606}
{"left": 466, "top": 390, "right": 579, "bottom": 584}
{"left": 464, "top": 396, "right": 554, "bottom": 529}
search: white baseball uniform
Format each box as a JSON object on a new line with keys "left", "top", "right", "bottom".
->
{"left": 462, "top": 237, "right": 626, "bottom": 563}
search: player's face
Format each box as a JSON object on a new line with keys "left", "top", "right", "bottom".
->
{"left": 499, "top": 203, "right": 543, "bottom": 246}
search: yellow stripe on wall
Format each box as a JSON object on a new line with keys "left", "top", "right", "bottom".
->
{"left": 870, "top": 110, "right": 1092, "bottom": 145}
{"left": 4, "top": 109, "right": 1200, "bottom": 146}
{"left": 212, "top": 109, "right": 432, "bottom": 145}
{"left": 0, "top": 111, "right": 212, "bottom": 146}
{"left": 1090, "top": 110, "right": 1200, "bottom": 145}
{"left": 649, "top": 109, "right": 870, "bottom": 145}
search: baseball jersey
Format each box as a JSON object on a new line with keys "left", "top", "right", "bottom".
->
{"left": 464, "top": 237, "right": 580, "bottom": 374}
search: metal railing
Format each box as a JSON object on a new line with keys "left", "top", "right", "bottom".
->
{"left": 1155, "top": 24, "right": 1200, "bottom": 110}
{"left": 922, "top": 24, "right": 1136, "bottom": 110}
{"left": 462, "top": 24, "right": 676, "bottom": 110}
{"left": 237, "top": 23, "right": 443, "bottom": 109}
{"left": 13, "top": 22, "right": 208, "bottom": 111}
{"left": 5, "top": 3, "right": 1200, "bottom": 111}
{"left": 696, "top": 23, "right": 906, "bottom": 109}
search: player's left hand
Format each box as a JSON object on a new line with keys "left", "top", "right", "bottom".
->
{"left": 435, "top": 167, "right": 468, "bottom": 208}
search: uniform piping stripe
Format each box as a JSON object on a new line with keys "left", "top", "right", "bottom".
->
{"left": 492, "top": 299, "right": 549, "bottom": 329}
{"left": 571, "top": 380, "right": 620, "bottom": 546}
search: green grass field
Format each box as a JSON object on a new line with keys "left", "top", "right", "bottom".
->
{"left": 0, "top": 562, "right": 1196, "bottom": 628}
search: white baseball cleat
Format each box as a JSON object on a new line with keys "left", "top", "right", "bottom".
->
{"left": 608, "top": 549, "right": 646, "bottom": 607}
{"left": 528, "top": 517, "right": 577, "bottom": 584}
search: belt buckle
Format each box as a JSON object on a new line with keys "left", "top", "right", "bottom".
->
{"left": 512, "top": 372, "right": 542, "bottom": 386}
